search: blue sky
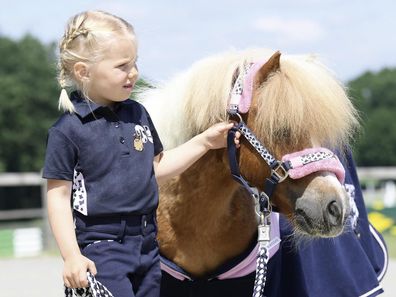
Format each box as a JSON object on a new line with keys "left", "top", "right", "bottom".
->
{"left": 1, "top": 0, "right": 395, "bottom": 84}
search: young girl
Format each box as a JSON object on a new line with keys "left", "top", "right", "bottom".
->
{"left": 43, "top": 10, "right": 237, "bottom": 297}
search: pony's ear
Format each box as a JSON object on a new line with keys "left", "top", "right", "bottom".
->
{"left": 255, "top": 51, "right": 281, "bottom": 86}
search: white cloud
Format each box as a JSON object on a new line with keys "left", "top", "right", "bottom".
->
{"left": 252, "top": 17, "right": 325, "bottom": 43}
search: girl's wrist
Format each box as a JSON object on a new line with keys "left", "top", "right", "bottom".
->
{"left": 196, "top": 131, "right": 212, "bottom": 151}
{"left": 62, "top": 248, "right": 82, "bottom": 261}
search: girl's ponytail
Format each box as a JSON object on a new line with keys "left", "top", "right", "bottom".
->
{"left": 57, "top": 67, "right": 75, "bottom": 113}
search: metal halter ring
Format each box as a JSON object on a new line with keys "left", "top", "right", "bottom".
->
{"left": 271, "top": 161, "right": 289, "bottom": 183}
{"left": 229, "top": 112, "right": 243, "bottom": 124}
{"left": 259, "top": 191, "right": 272, "bottom": 213}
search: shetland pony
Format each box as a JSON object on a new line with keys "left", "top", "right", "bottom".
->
{"left": 138, "top": 49, "right": 387, "bottom": 296}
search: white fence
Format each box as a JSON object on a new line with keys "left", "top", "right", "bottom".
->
{"left": 0, "top": 172, "right": 46, "bottom": 220}
{"left": 0, "top": 169, "right": 395, "bottom": 257}
{"left": 357, "top": 167, "right": 396, "bottom": 207}
{"left": 0, "top": 173, "right": 49, "bottom": 256}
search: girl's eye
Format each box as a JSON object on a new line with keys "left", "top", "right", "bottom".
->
{"left": 116, "top": 61, "right": 138, "bottom": 72}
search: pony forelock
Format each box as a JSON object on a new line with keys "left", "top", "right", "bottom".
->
{"left": 255, "top": 53, "right": 359, "bottom": 152}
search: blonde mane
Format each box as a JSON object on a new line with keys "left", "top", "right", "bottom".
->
{"left": 140, "top": 48, "right": 359, "bottom": 151}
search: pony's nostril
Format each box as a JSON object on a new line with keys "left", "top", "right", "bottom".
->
{"left": 327, "top": 200, "right": 340, "bottom": 217}
{"left": 326, "top": 200, "right": 342, "bottom": 226}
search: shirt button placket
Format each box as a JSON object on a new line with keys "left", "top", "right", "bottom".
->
{"left": 114, "top": 122, "right": 124, "bottom": 143}
{"left": 115, "top": 121, "right": 129, "bottom": 155}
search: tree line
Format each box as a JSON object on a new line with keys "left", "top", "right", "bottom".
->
{"left": 1, "top": 34, "right": 396, "bottom": 173}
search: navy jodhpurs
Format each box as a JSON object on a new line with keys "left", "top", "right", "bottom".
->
{"left": 74, "top": 211, "right": 161, "bottom": 297}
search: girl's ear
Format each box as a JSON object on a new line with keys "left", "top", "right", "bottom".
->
{"left": 73, "top": 62, "right": 90, "bottom": 83}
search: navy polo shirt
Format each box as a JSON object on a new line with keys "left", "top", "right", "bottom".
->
{"left": 43, "top": 92, "right": 163, "bottom": 216}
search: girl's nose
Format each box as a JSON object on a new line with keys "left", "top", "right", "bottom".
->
{"left": 128, "top": 67, "right": 138, "bottom": 80}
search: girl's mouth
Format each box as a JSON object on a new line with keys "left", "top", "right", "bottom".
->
{"left": 123, "top": 83, "right": 134, "bottom": 90}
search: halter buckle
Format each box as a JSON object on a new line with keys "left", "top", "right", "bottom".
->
{"left": 271, "top": 161, "right": 289, "bottom": 183}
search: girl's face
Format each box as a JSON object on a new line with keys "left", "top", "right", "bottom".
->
{"left": 86, "top": 36, "right": 138, "bottom": 106}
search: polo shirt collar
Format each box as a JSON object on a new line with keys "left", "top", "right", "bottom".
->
{"left": 70, "top": 91, "right": 123, "bottom": 118}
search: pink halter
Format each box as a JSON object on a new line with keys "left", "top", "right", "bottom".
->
{"left": 227, "top": 60, "right": 345, "bottom": 184}
{"left": 228, "top": 60, "right": 267, "bottom": 114}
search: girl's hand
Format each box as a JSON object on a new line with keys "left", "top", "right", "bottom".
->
{"left": 201, "top": 122, "right": 241, "bottom": 150}
{"left": 63, "top": 254, "right": 97, "bottom": 288}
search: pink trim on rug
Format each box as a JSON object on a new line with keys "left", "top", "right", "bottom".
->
{"left": 217, "top": 212, "right": 280, "bottom": 280}
{"left": 160, "top": 262, "right": 192, "bottom": 281}
{"left": 160, "top": 213, "right": 281, "bottom": 281}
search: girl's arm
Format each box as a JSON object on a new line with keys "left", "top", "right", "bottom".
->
{"left": 47, "top": 179, "right": 97, "bottom": 288}
{"left": 154, "top": 122, "right": 236, "bottom": 184}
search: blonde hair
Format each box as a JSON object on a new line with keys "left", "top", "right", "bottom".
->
{"left": 57, "top": 10, "right": 136, "bottom": 113}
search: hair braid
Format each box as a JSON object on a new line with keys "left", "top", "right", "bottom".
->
{"left": 57, "top": 13, "right": 91, "bottom": 113}
{"left": 60, "top": 13, "right": 89, "bottom": 52}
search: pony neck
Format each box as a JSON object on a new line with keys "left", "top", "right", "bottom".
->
{"left": 158, "top": 149, "right": 259, "bottom": 276}
{"left": 176, "top": 150, "right": 239, "bottom": 215}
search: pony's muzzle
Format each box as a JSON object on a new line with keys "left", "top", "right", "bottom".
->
{"left": 295, "top": 195, "right": 345, "bottom": 237}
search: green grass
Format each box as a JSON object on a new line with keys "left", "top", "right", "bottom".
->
{"left": 0, "top": 229, "right": 13, "bottom": 257}
{"left": 383, "top": 233, "right": 396, "bottom": 259}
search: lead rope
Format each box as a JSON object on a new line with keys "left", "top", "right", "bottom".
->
{"left": 227, "top": 126, "right": 276, "bottom": 297}
{"left": 252, "top": 202, "right": 272, "bottom": 297}
{"left": 64, "top": 272, "right": 114, "bottom": 297}
{"left": 253, "top": 242, "right": 269, "bottom": 297}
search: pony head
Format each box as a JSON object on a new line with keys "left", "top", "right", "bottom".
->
{"left": 141, "top": 48, "right": 359, "bottom": 238}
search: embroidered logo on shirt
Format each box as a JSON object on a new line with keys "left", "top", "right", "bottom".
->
{"left": 133, "top": 125, "right": 153, "bottom": 151}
